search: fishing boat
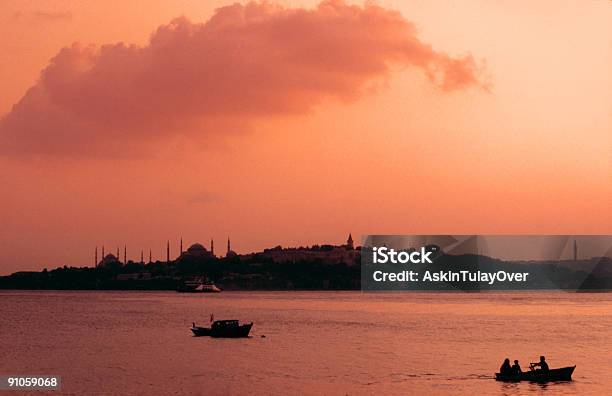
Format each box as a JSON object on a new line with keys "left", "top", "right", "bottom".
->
{"left": 191, "top": 320, "right": 253, "bottom": 338}
{"left": 495, "top": 366, "right": 575, "bottom": 382}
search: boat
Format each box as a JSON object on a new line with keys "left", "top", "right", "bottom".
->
{"left": 495, "top": 366, "right": 575, "bottom": 382}
{"left": 192, "top": 283, "right": 221, "bottom": 293}
{"left": 191, "top": 320, "right": 253, "bottom": 338}
{"left": 177, "top": 279, "right": 222, "bottom": 293}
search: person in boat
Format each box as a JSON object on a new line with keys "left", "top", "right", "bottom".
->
{"left": 532, "top": 356, "right": 549, "bottom": 372}
{"left": 500, "top": 358, "right": 512, "bottom": 375}
{"left": 511, "top": 360, "right": 522, "bottom": 375}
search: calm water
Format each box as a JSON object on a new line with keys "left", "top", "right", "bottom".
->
{"left": 1, "top": 291, "right": 610, "bottom": 395}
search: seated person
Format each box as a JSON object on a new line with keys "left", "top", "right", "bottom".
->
{"left": 532, "top": 356, "right": 549, "bottom": 372}
{"left": 500, "top": 358, "right": 512, "bottom": 375}
{"left": 511, "top": 360, "right": 522, "bottom": 375}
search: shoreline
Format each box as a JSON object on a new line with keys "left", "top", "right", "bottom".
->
{"left": 1, "top": 288, "right": 610, "bottom": 293}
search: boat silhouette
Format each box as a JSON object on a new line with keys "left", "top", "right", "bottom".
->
{"left": 495, "top": 366, "right": 575, "bottom": 382}
{"left": 191, "top": 320, "right": 253, "bottom": 338}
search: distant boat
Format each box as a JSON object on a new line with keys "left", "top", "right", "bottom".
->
{"left": 495, "top": 366, "right": 575, "bottom": 382}
{"left": 177, "top": 279, "right": 222, "bottom": 293}
{"left": 191, "top": 320, "right": 253, "bottom": 338}
{"left": 193, "top": 283, "right": 221, "bottom": 293}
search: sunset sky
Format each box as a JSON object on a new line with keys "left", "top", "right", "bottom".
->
{"left": 1, "top": 0, "right": 610, "bottom": 274}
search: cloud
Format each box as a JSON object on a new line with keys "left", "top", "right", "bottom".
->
{"left": 1, "top": 0, "right": 487, "bottom": 156}
{"left": 13, "top": 10, "right": 73, "bottom": 22}
{"left": 187, "top": 190, "right": 220, "bottom": 205}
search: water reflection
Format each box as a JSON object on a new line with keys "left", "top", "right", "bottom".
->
{"left": 0, "top": 291, "right": 608, "bottom": 395}
{"left": 499, "top": 380, "right": 578, "bottom": 395}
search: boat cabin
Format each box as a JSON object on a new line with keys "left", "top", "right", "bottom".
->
{"left": 212, "top": 320, "right": 240, "bottom": 329}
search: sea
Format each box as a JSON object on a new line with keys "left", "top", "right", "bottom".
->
{"left": 1, "top": 291, "right": 610, "bottom": 395}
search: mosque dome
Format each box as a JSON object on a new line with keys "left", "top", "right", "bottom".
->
{"left": 99, "top": 253, "right": 121, "bottom": 267}
{"left": 187, "top": 243, "right": 207, "bottom": 253}
{"left": 184, "top": 243, "right": 212, "bottom": 258}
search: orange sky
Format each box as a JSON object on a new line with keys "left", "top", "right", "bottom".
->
{"left": 0, "top": 1, "right": 611, "bottom": 274}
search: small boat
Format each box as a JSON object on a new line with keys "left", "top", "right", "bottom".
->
{"left": 178, "top": 280, "right": 222, "bottom": 293}
{"left": 193, "top": 283, "right": 221, "bottom": 293}
{"left": 191, "top": 320, "right": 253, "bottom": 338}
{"left": 495, "top": 366, "right": 575, "bottom": 382}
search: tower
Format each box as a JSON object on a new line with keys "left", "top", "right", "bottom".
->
{"left": 95, "top": 246, "right": 98, "bottom": 268}
{"left": 574, "top": 239, "right": 578, "bottom": 261}
{"left": 180, "top": 237, "right": 183, "bottom": 254}
{"left": 167, "top": 240, "right": 170, "bottom": 263}
{"left": 227, "top": 237, "right": 231, "bottom": 255}
{"left": 149, "top": 249, "right": 152, "bottom": 263}
{"left": 124, "top": 245, "right": 127, "bottom": 264}
{"left": 116, "top": 246, "right": 119, "bottom": 259}
{"left": 211, "top": 239, "right": 214, "bottom": 256}
{"left": 140, "top": 250, "right": 144, "bottom": 264}
{"left": 102, "top": 245, "right": 105, "bottom": 258}
{"left": 347, "top": 233, "right": 354, "bottom": 250}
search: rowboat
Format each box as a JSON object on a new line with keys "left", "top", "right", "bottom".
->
{"left": 495, "top": 366, "right": 575, "bottom": 382}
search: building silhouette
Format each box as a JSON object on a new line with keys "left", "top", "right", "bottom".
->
{"left": 574, "top": 240, "right": 578, "bottom": 261}
{"left": 91, "top": 233, "right": 358, "bottom": 267}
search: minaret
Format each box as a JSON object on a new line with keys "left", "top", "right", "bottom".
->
{"left": 140, "top": 250, "right": 144, "bottom": 264}
{"left": 227, "top": 237, "right": 231, "bottom": 255}
{"left": 166, "top": 240, "right": 170, "bottom": 263}
{"left": 574, "top": 240, "right": 578, "bottom": 261}
{"left": 211, "top": 239, "right": 214, "bottom": 256}
{"left": 347, "top": 233, "right": 354, "bottom": 250}
{"left": 180, "top": 237, "right": 183, "bottom": 255}
{"left": 124, "top": 245, "right": 127, "bottom": 264}
{"left": 95, "top": 247, "right": 98, "bottom": 268}
{"left": 149, "top": 249, "right": 152, "bottom": 263}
